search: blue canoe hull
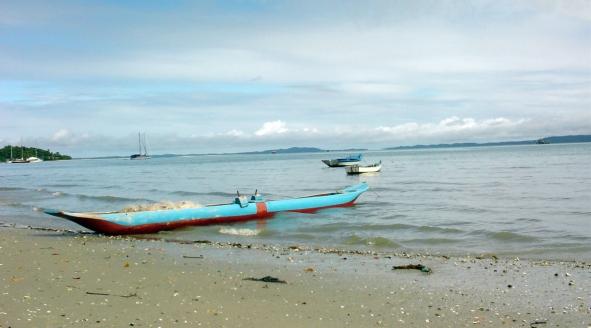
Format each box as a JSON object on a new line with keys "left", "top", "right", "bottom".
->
{"left": 44, "top": 183, "right": 369, "bottom": 235}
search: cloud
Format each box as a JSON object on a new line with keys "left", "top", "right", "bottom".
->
{"left": 255, "top": 120, "right": 289, "bottom": 136}
{"left": 376, "top": 117, "right": 528, "bottom": 140}
{"left": 1, "top": 1, "right": 590, "bottom": 155}
{"left": 224, "top": 129, "right": 245, "bottom": 137}
{"left": 51, "top": 129, "right": 70, "bottom": 142}
{"left": 17, "top": 115, "right": 587, "bottom": 158}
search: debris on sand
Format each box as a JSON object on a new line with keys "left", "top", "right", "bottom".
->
{"left": 243, "top": 276, "right": 287, "bottom": 284}
{"left": 392, "top": 264, "right": 432, "bottom": 273}
{"left": 86, "top": 291, "right": 138, "bottom": 298}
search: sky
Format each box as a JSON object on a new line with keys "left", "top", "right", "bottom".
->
{"left": 1, "top": 0, "right": 590, "bottom": 156}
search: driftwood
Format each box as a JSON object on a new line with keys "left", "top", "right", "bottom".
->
{"left": 243, "top": 276, "right": 287, "bottom": 284}
{"left": 392, "top": 264, "right": 432, "bottom": 273}
{"left": 86, "top": 291, "right": 138, "bottom": 298}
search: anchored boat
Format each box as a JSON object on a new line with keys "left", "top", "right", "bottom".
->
{"left": 130, "top": 132, "right": 150, "bottom": 160}
{"left": 321, "top": 154, "right": 363, "bottom": 167}
{"left": 345, "top": 161, "right": 382, "bottom": 175}
{"left": 44, "top": 183, "right": 369, "bottom": 235}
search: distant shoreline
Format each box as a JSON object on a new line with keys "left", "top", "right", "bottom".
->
{"left": 74, "top": 134, "right": 591, "bottom": 159}
{"left": 384, "top": 134, "right": 591, "bottom": 150}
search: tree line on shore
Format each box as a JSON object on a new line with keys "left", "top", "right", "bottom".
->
{"left": 0, "top": 145, "right": 72, "bottom": 162}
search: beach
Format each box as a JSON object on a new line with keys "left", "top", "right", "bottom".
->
{"left": 1, "top": 226, "right": 589, "bottom": 327}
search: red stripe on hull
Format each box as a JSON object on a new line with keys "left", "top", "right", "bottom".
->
{"left": 62, "top": 212, "right": 274, "bottom": 235}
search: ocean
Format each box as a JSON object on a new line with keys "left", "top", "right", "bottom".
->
{"left": 1, "top": 143, "right": 590, "bottom": 260}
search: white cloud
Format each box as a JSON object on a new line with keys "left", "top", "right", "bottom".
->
{"left": 16, "top": 114, "right": 590, "bottom": 157}
{"left": 376, "top": 117, "right": 527, "bottom": 139}
{"left": 1, "top": 1, "right": 590, "bottom": 154}
{"left": 224, "top": 129, "right": 245, "bottom": 137}
{"left": 255, "top": 120, "right": 289, "bottom": 136}
{"left": 51, "top": 129, "right": 70, "bottom": 142}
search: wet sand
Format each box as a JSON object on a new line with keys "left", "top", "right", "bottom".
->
{"left": 0, "top": 227, "right": 589, "bottom": 327}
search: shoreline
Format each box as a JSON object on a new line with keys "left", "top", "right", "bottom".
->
{"left": 2, "top": 222, "right": 590, "bottom": 263}
{"left": 1, "top": 227, "right": 589, "bottom": 327}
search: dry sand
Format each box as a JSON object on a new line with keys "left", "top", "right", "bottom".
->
{"left": 0, "top": 227, "right": 589, "bottom": 327}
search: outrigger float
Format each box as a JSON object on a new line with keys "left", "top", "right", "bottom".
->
{"left": 44, "top": 183, "right": 369, "bottom": 235}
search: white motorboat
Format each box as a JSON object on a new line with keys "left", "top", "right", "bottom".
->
{"left": 345, "top": 161, "right": 382, "bottom": 174}
{"left": 26, "top": 156, "right": 43, "bottom": 163}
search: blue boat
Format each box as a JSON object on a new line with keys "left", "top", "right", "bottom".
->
{"left": 321, "top": 154, "right": 363, "bottom": 167}
{"left": 44, "top": 183, "right": 369, "bottom": 235}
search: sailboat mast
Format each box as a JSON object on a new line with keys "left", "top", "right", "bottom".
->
{"left": 10, "top": 145, "right": 13, "bottom": 160}
{"left": 138, "top": 132, "right": 141, "bottom": 155}
{"left": 142, "top": 133, "right": 148, "bottom": 156}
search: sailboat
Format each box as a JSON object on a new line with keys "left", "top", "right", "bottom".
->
{"left": 130, "top": 133, "right": 150, "bottom": 160}
{"left": 8, "top": 144, "right": 29, "bottom": 163}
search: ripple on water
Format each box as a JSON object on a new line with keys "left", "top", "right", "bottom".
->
{"left": 218, "top": 227, "right": 261, "bottom": 236}
{"left": 343, "top": 234, "right": 402, "bottom": 248}
{"left": 471, "top": 230, "right": 541, "bottom": 243}
{"left": 170, "top": 190, "right": 237, "bottom": 197}
{"left": 70, "top": 192, "right": 150, "bottom": 203}
{"left": 402, "top": 237, "right": 460, "bottom": 245}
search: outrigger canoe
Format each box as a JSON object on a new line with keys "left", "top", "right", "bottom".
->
{"left": 321, "top": 154, "right": 363, "bottom": 167}
{"left": 44, "top": 183, "right": 369, "bottom": 235}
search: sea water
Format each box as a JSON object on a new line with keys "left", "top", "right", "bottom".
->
{"left": 1, "top": 143, "right": 590, "bottom": 260}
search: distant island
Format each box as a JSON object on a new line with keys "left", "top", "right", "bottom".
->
{"left": 0, "top": 145, "right": 72, "bottom": 162}
{"left": 240, "top": 147, "right": 368, "bottom": 155}
{"left": 384, "top": 135, "right": 591, "bottom": 150}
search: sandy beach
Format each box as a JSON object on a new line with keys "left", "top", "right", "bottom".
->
{"left": 0, "top": 227, "right": 589, "bottom": 328}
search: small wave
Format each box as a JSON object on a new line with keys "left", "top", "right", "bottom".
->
{"left": 1, "top": 202, "right": 32, "bottom": 209}
{"left": 170, "top": 191, "right": 237, "bottom": 197}
{"left": 0, "top": 187, "right": 26, "bottom": 191}
{"left": 344, "top": 234, "right": 401, "bottom": 248}
{"left": 403, "top": 237, "right": 459, "bottom": 245}
{"left": 570, "top": 211, "right": 591, "bottom": 215}
{"left": 121, "top": 200, "right": 203, "bottom": 213}
{"left": 398, "top": 180, "right": 467, "bottom": 186}
{"left": 514, "top": 217, "right": 542, "bottom": 223}
{"left": 297, "top": 223, "right": 347, "bottom": 233}
{"left": 357, "top": 223, "right": 416, "bottom": 231}
{"left": 364, "top": 200, "right": 395, "bottom": 207}
{"left": 98, "top": 185, "right": 119, "bottom": 189}
{"left": 82, "top": 194, "right": 145, "bottom": 202}
{"left": 416, "top": 225, "right": 464, "bottom": 234}
{"left": 219, "top": 227, "right": 261, "bottom": 236}
{"left": 490, "top": 231, "right": 539, "bottom": 242}
{"left": 369, "top": 186, "right": 396, "bottom": 192}
{"left": 43, "top": 184, "right": 80, "bottom": 188}
{"left": 471, "top": 230, "right": 539, "bottom": 242}
{"left": 44, "top": 189, "right": 148, "bottom": 203}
